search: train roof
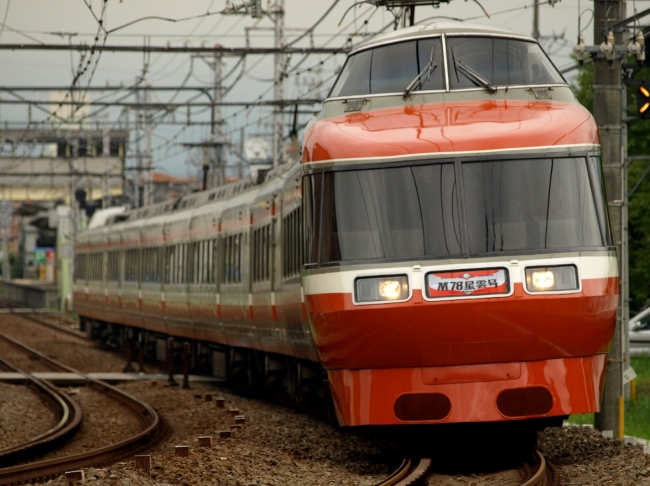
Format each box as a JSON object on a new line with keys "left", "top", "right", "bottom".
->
{"left": 351, "top": 21, "right": 533, "bottom": 54}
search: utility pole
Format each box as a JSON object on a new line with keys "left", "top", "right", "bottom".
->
{"left": 68, "top": 132, "right": 79, "bottom": 313}
{"left": 135, "top": 88, "right": 143, "bottom": 207}
{"left": 144, "top": 86, "right": 153, "bottom": 205}
{"left": 102, "top": 123, "right": 110, "bottom": 209}
{"left": 532, "top": 0, "right": 540, "bottom": 39}
{"left": 1, "top": 200, "right": 11, "bottom": 283}
{"left": 272, "top": 0, "right": 285, "bottom": 168}
{"left": 213, "top": 49, "right": 224, "bottom": 187}
{"left": 593, "top": 0, "right": 626, "bottom": 437}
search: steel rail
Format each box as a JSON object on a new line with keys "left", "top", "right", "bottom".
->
{"left": 521, "top": 451, "right": 548, "bottom": 486}
{"left": 380, "top": 450, "right": 550, "bottom": 486}
{"left": 18, "top": 311, "right": 88, "bottom": 341}
{"left": 392, "top": 458, "right": 432, "bottom": 486}
{"left": 375, "top": 458, "right": 412, "bottom": 486}
{"left": 0, "top": 356, "right": 83, "bottom": 467}
{"left": 0, "top": 328, "right": 162, "bottom": 484}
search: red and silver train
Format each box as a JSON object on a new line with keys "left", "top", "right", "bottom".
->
{"left": 75, "top": 22, "right": 617, "bottom": 430}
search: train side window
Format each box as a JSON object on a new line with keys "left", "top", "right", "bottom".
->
{"left": 283, "top": 206, "right": 303, "bottom": 279}
{"left": 107, "top": 251, "right": 118, "bottom": 281}
{"left": 164, "top": 246, "right": 174, "bottom": 284}
{"left": 222, "top": 233, "right": 242, "bottom": 284}
{"left": 302, "top": 174, "right": 321, "bottom": 265}
{"left": 211, "top": 238, "right": 217, "bottom": 285}
{"left": 74, "top": 254, "right": 80, "bottom": 281}
{"left": 253, "top": 224, "right": 272, "bottom": 283}
{"left": 74, "top": 254, "right": 85, "bottom": 281}
{"left": 188, "top": 242, "right": 194, "bottom": 284}
{"left": 180, "top": 243, "right": 186, "bottom": 284}
{"left": 124, "top": 249, "right": 136, "bottom": 282}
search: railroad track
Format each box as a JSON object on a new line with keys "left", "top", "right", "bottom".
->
{"left": 377, "top": 450, "right": 557, "bottom": 485}
{"left": 0, "top": 327, "right": 163, "bottom": 485}
{"left": 0, "top": 305, "right": 87, "bottom": 341}
{"left": 0, "top": 356, "right": 83, "bottom": 468}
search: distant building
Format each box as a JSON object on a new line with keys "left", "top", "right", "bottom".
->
{"left": 0, "top": 128, "right": 128, "bottom": 203}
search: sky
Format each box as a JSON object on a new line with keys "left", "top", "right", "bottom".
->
{"left": 0, "top": 0, "right": 637, "bottom": 178}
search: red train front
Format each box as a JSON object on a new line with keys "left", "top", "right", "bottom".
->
{"left": 301, "top": 22, "right": 618, "bottom": 426}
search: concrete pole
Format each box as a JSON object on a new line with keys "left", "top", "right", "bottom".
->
{"left": 272, "top": 0, "right": 285, "bottom": 168}
{"left": 213, "top": 50, "right": 224, "bottom": 187}
{"left": 593, "top": 0, "right": 626, "bottom": 437}
{"left": 532, "top": 0, "right": 540, "bottom": 39}
{"left": 2, "top": 201, "right": 11, "bottom": 282}
{"left": 135, "top": 89, "right": 143, "bottom": 208}
{"left": 102, "top": 125, "right": 110, "bottom": 209}
{"left": 144, "top": 87, "right": 153, "bottom": 205}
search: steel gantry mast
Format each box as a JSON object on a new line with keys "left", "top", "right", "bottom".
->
{"left": 273, "top": 0, "right": 286, "bottom": 168}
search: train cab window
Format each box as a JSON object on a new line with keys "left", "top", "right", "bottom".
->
{"left": 329, "top": 37, "right": 444, "bottom": 97}
{"left": 446, "top": 36, "right": 564, "bottom": 89}
{"left": 319, "top": 163, "right": 460, "bottom": 263}
{"left": 463, "top": 157, "right": 603, "bottom": 253}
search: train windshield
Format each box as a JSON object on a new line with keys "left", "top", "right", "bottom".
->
{"left": 329, "top": 35, "right": 564, "bottom": 98}
{"left": 447, "top": 36, "right": 565, "bottom": 89}
{"left": 329, "top": 37, "right": 445, "bottom": 97}
{"left": 309, "top": 157, "right": 608, "bottom": 264}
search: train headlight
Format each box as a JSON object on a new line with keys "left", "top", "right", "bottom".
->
{"left": 355, "top": 275, "right": 409, "bottom": 303}
{"left": 525, "top": 265, "right": 578, "bottom": 292}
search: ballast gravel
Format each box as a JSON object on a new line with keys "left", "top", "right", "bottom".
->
{"left": 539, "top": 425, "right": 650, "bottom": 486}
{"left": 0, "top": 382, "right": 56, "bottom": 450}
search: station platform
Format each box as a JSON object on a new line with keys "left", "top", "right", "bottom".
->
{"left": 0, "top": 372, "right": 223, "bottom": 386}
{"left": 1, "top": 279, "right": 58, "bottom": 309}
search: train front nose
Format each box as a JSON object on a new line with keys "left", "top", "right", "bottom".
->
{"left": 304, "top": 255, "right": 617, "bottom": 426}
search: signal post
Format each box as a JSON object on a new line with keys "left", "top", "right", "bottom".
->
{"left": 593, "top": 0, "right": 626, "bottom": 437}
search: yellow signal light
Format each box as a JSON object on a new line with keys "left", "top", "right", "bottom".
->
{"left": 641, "top": 86, "right": 650, "bottom": 98}
{"left": 642, "top": 102, "right": 650, "bottom": 114}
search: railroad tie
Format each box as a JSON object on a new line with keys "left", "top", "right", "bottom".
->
{"left": 198, "top": 436, "right": 213, "bottom": 447}
{"left": 65, "top": 470, "right": 84, "bottom": 483}
{"left": 135, "top": 455, "right": 152, "bottom": 476}
{"left": 175, "top": 445, "right": 190, "bottom": 457}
